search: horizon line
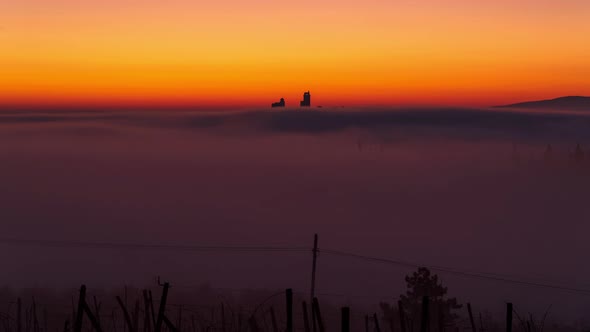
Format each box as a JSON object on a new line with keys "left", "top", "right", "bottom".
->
{"left": 0, "top": 95, "right": 587, "bottom": 112}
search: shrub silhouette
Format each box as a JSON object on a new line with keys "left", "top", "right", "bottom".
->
{"left": 381, "top": 267, "right": 462, "bottom": 331}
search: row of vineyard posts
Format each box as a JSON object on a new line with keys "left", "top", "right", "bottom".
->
{"left": 51, "top": 284, "right": 517, "bottom": 332}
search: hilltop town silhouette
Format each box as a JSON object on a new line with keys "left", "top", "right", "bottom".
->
{"left": 271, "top": 98, "right": 285, "bottom": 108}
{"left": 272, "top": 91, "right": 311, "bottom": 108}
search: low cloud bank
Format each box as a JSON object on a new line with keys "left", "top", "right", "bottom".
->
{"left": 2, "top": 107, "right": 590, "bottom": 144}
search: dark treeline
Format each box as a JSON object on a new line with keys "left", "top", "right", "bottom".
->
{"left": 1, "top": 269, "right": 587, "bottom": 332}
{"left": 512, "top": 143, "right": 590, "bottom": 167}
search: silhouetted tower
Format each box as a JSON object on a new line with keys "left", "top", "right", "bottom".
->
{"left": 300, "top": 91, "right": 311, "bottom": 107}
{"left": 272, "top": 98, "right": 285, "bottom": 108}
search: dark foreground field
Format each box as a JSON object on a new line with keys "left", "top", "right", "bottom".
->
{"left": 1, "top": 107, "right": 590, "bottom": 328}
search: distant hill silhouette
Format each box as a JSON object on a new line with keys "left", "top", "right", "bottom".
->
{"left": 495, "top": 96, "right": 590, "bottom": 111}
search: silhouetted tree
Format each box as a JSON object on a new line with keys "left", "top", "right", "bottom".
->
{"left": 381, "top": 267, "right": 462, "bottom": 331}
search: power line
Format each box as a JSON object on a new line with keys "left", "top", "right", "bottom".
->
{"left": 2, "top": 237, "right": 590, "bottom": 296}
{"left": 320, "top": 249, "right": 590, "bottom": 296}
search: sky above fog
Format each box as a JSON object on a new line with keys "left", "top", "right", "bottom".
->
{"left": 1, "top": 107, "right": 590, "bottom": 320}
{"left": 2, "top": 0, "right": 590, "bottom": 107}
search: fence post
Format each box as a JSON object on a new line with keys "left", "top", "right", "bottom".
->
{"left": 93, "top": 296, "right": 102, "bottom": 331}
{"left": 162, "top": 316, "right": 178, "bottom": 332}
{"left": 143, "top": 291, "right": 151, "bottom": 332}
{"left": 374, "top": 313, "right": 381, "bottom": 332}
{"left": 467, "top": 303, "right": 476, "bottom": 332}
{"left": 82, "top": 303, "right": 103, "bottom": 332}
{"left": 302, "top": 302, "right": 311, "bottom": 332}
{"left": 74, "top": 285, "right": 87, "bottom": 332}
{"left": 341, "top": 307, "right": 350, "bottom": 332}
{"left": 420, "top": 296, "right": 429, "bottom": 332}
{"left": 17, "top": 298, "right": 22, "bottom": 332}
{"left": 154, "top": 283, "right": 169, "bottom": 332}
{"left": 116, "top": 296, "right": 135, "bottom": 332}
{"left": 286, "top": 289, "right": 293, "bottom": 332}
{"left": 310, "top": 234, "right": 319, "bottom": 332}
{"left": 148, "top": 291, "right": 156, "bottom": 329}
{"left": 312, "top": 298, "right": 325, "bottom": 332}
{"left": 506, "top": 303, "right": 513, "bottom": 332}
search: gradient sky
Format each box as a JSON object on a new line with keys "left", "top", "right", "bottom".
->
{"left": 2, "top": 0, "right": 590, "bottom": 108}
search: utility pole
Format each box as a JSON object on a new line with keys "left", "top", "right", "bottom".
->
{"left": 310, "top": 234, "right": 319, "bottom": 332}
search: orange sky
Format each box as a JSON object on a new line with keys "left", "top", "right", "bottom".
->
{"left": 2, "top": 0, "right": 590, "bottom": 108}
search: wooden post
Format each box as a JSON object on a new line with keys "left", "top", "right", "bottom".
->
{"left": 302, "top": 302, "right": 311, "bottom": 332}
{"left": 506, "top": 303, "right": 513, "bottom": 332}
{"left": 93, "top": 296, "right": 102, "bottom": 331}
{"left": 17, "top": 298, "right": 22, "bottom": 332}
{"left": 420, "top": 296, "right": 429, "bottom": 332}
{"left": 270, "top": 307, "right": 279, "bottom": 332}
{"left": 398, "top": 301, "right": 407, "bottom": 332}
{"left": 162, "top": 316, "right": 178, "bottom": 332}
{"left": 148, "top": 291, "right": 156, "bottom": 329}
{"left": 116, "top": 296, "right": 135, "bottom": 332}
{"left": 143, "top": 291, "right": 151, "bottom": 332}
{"left": 467, "top": 303, "right": 476, "bottom": 332}
{"left": 83, "top": 303, "right": 103, "bottom": 332}
{"left": 74, "top": 285, "right": 87, "bottom": 332}
{"left": 373, "top": 313, "right": 381, "bottom": 332}
{"left": 155, "top": 283, "right": 170, "bottom": 332}
{"left": 286, "top": 289, "right": 293, "bottom": 332}
{"left": 69, "top": 286, "right": 103, "bottom": 332}
{"left": 341, "top": 307, "right": 350, "bottom": 332}
{"left": 312, "top": 298, "right": 325, "bottom": 332}
{"left": 310, "top": 234, "right": 319, "bottom": 332}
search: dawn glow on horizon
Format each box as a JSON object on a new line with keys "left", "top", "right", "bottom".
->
{"left": 2, "top": 0, "right": 590, "bottom": 108}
